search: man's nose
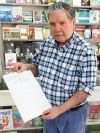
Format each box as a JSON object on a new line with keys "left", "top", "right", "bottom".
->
{"left": 54, "top": 24, "right": 61, "bottom": 32}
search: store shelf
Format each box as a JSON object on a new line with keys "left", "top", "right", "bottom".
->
{"left": 73, "top": 6, "right": 100, "bottom": 10}
{"left": 3, "top": 39, "right": 43, "bottom": 42}
{"left": 0, "top": 3, "right": 49, "bottom": 7}
{"left": 0, "top": 127, "right": 43, "bottom": 132}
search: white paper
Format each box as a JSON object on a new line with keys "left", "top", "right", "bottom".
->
{"left": 3, "top": 70, "right": 51, "bottom": 122}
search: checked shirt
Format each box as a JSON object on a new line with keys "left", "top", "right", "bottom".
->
{"left": 32, "top": 33, "right": 97, "bottom": 106}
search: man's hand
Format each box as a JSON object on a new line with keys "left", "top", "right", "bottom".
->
{"left": 12, "top": 62, "right": 27, "bottom": 72}
{"left": 41, "top": 106, "right": 62, "bottom": 120}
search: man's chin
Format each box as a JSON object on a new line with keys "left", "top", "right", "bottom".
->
{"left": 55, "top": 39, "right": 66, "bottom": 44}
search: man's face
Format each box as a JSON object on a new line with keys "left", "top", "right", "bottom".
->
{"left": 48, "top": 10, "right": 75, "bottom": 45}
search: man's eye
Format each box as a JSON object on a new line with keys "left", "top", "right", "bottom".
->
{"left": 50, "top": 23, "right": 54, "bottom": 26}
{"left": 60, "top": 22, "right": 64, "bottom": 25}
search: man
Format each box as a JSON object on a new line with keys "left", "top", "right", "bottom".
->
{"left": 13, "top": 2, "right": 97, "bottom": 133}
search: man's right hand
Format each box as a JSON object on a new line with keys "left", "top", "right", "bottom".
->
{"left": 12, "top": 62, "right": 27, "bottom": 72}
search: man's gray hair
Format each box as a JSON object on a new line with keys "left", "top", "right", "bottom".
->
{"left": 47, "top": 2, "right": 75, "bottom": 20}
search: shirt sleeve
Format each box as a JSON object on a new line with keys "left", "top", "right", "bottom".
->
{"left": 78, "top": 46, "right": 97, "bottom": 95}
{"left": 32, "top": 41, "right": 44, "bottom": 66}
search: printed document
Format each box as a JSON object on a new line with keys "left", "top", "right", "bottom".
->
{"left": 3, "top": 70, "right": 51, "bottom": 122}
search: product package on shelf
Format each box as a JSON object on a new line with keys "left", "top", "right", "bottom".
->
{"left": 5, "top": 53, "right": 17, "bottom": 69}
{"left": 0, "top": 109, "right": 13, "bottom": 130}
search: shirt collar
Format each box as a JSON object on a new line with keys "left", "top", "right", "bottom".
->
{"left": 52, "top": 32, "right": 76, "bottom": 52}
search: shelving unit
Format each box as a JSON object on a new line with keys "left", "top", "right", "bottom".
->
{"left": 0, "top": 1, "right": 100, "bottom": 133}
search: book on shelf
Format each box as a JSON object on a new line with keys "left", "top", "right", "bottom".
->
{"left": 42, "top": 10, "right": 48, "bottom": 22}
{"left": 0, "top": 0, "right": 6, "bottom": 3}
{"left": 96, "top": 0, "right": 100, "bottom": 6}
{"left": 0, "top": 6, "right": 12, "bottom": 22}
{"left": 25, "top": 0, "right": 32, "bottom": 4}
{"left": 90, "top": 0, "right": 97, "bottom": 6}
{"left": 5, "top": 131, "right": 18, "bottom": 133}
{"left": 33, "top": 10, "right": 42, "bottom": 23}
{"left": 22, "top": 11, "right": 33, "bottom": 23}
{"left": 0, "top": 109, "right": 13, "bottom": 129}
{"left": 34, "top": 27, "right": 43, "bottom": 40}
{"left": 12, "top": 6, "right": 23, "bottom": 22}
{"left": 2, "top": 27, "right": 11, "bottom": 40}
{"left": 12, "top": 106, "right": 33, "bottom": 129}
{"left": 6, "top": 0, "right": 16, "bottom": 3}
{"left": 73, "top": 0, "right": 81, "bottom": 6}
{"left": 75, "top": 26, "right": 85, "bottom": 38}
{"left": 10, "top": 27, "right": 20, "bottom": 40}
{"left": 2, "top": 27, "right": 20, "bottom": 40}
{"left": 87, "top": 102, "right": 100, "bottom": 124}
{"left": 33, "top": 0, "right": 41, "bottom": 4}
{"left": 81, "top": 0, "right": 90, "bottom": 6}
{"left": 15, "top": 0, "right": 25, "bottom": 4}
{"left": 41, "top": 0, "right": 48, "bottom": 4}
{"left": 92, "top": 28, "right": 100, "bottom": 40}
{"left": 89, "top": 10, "right": 100, "bottom": 24}
{"left": 16, "top": 25, "right": 29, "bottom": 39}
{"left": 78, "top": 9, "right": 90, "bottom": 24}
{"left": 28, "top": 27, "right": 35, "bottom": 39}
{"left": 32, "top": 117, "right": 43, "bottom": 127}
{"left": 5, "top": 53, "right": 17, "bottom": 69}
{"left": 42, "top": 28, "right": 50, "bottom": 39}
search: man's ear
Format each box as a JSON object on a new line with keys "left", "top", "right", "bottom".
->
{"left": 73, "top": 18, "right": 76, "bottom": 30}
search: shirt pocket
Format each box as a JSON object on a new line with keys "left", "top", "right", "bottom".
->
{"left": 58, "top": 64, "right": 79, "bottom": 91}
